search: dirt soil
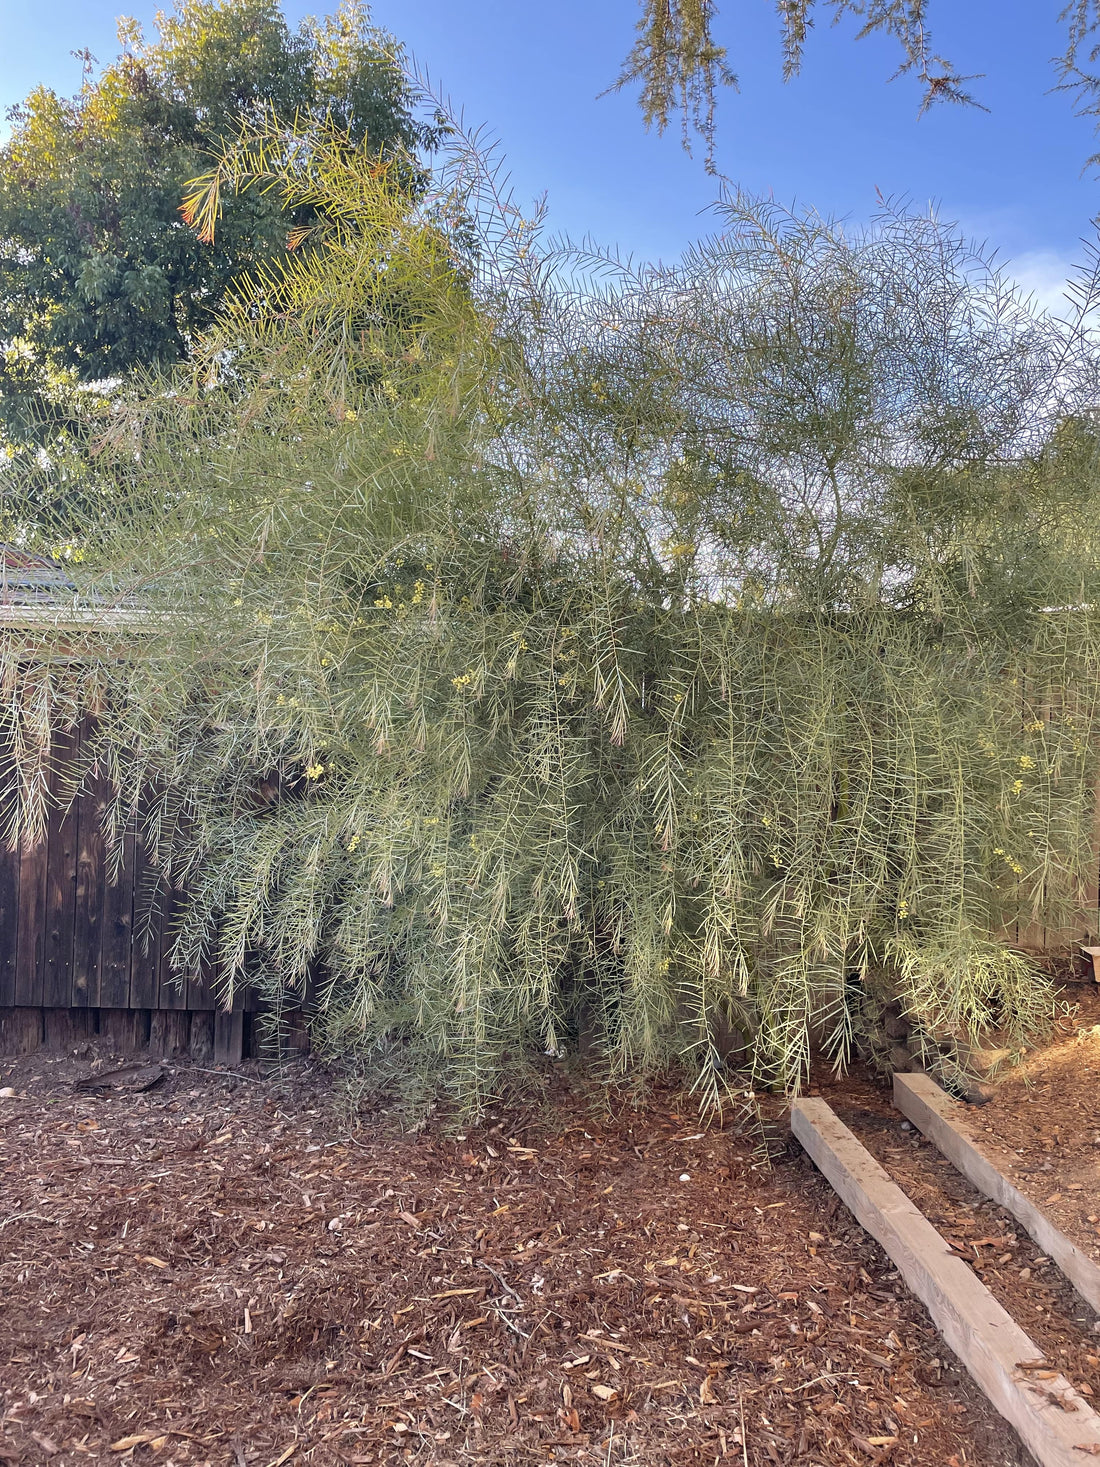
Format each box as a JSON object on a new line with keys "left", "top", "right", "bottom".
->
{"left": 0, "top": 1047, "right": 1028, "bottom": 1467}
{"left": 962, "top": 985, "right": 1100, "bottom": 1262}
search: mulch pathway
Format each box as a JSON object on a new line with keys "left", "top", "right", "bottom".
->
{"left": 0, "top": 1049, "right": 1030, "bottom": 1467}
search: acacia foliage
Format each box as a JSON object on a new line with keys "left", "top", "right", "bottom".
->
{"left": 615, "top": 1, "right": 1100, "bottom": 168}
{"left": 20, "top": 125, "right": 1100, "bottom": 1108}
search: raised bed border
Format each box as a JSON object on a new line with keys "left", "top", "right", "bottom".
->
{"left": 894, "top": 1070, "right": 1100, "bottom": 1315}
{"left": 792, "top": 1096, "right": 1100, "bottom": 1467}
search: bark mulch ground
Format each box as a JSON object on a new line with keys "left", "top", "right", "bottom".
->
{"left": 0, "top": 1049, "right": 1026, "bottom": 1467}
{"left": 819, "top": 1070, "right": 1100, "bottom": 1416}
{"left": 964, "top": 985, "right": 1100, "bottom": 1263}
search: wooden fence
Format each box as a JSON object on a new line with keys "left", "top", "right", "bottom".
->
{"left": 0, "top": 717, "right": 256, "bottom": 1063}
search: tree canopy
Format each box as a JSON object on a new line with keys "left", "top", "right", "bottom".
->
{"left": 0, "top": 0, "right": 433, "bottom": 454}
{"left": 615, "top": 1, "right": 1100, "bottom": 167}
{"left": 12, "top": 122, "right": 1100, "bottom": 1110}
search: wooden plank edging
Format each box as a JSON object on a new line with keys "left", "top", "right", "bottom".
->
{"left": 894, "top": 1070, "right": 1100, "bottom": 1315}
{"left": 791, "top": 1097, "right": 1100, "bottom": 1467}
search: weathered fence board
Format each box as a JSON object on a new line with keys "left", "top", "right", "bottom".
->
{"left": 14, "top": 811, "right": 48, "bottom": 1006}
{"left": 42, "top": 722, "right": 79, "bottom": 1008}
{"left": 0, "top": 730, "right": 254, "bottom": 1019}
{"left": 153, "top": 875, "right": 188, "bottom": 1012}
{"left": 72, "top": 755, "right": 105, "bottom": 1007}
{"left": 129, "top": 823, "right": 164, "bottom": 1011}
{"left": 0, "top": 737, "right": 18, "bottom": 1008}
{"left": 98, "top": 814, "right": 136, "bottom": 1008}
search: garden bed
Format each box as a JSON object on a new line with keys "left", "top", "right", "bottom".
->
{"left": 961, "top": 987, "right": 1100, "bottom": 1265}
{"left": 0, "top": 1049, "right": 1025, "bottom": 1467}
{"left": 818, "top": 1072, "right": 1100, "bottom": 1417}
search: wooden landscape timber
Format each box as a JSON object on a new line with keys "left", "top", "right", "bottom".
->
{"left": 791, "top": 1096, "right": 1100, "bottom": 1467}
{"left": 894, "top": 1069, "right": 1100, "bottom": 1314}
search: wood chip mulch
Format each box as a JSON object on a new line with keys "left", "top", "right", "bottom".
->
{"left": 965, "top": 984, "right": 1100, "bottom": 1265}
{"left": 822, "top": 1072, "right": 1100, "bottom": 1411}
{"left": 0, "top": 1053, "right": 1028, "bottom": 1466}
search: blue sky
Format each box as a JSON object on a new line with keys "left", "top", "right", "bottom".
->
{"left": 1, "top": 0, "right": 1097, "bottom": 306}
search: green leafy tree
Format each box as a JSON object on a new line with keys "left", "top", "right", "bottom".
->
{"left": 0, "top": 0, "right": 434, "bottom": 455}
{"left": 613, "top": 1, "right": 1100, "bottom": 168}
{"left": 12, "top": 122, "right": 1100, "bottom": 1112}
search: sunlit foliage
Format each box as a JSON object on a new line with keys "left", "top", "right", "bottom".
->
{"left": 616, "top": 1, "right": 1100, "bottom": 168}
{"left": 0, "top": 0, "right": 433, "bottom": 525}
{"left": 10, "top": 122, "right": 1100, "bottom": 1111}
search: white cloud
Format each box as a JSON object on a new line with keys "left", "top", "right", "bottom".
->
{"left": 1003, "top": 248, "right": 1083, "bottom": 318}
